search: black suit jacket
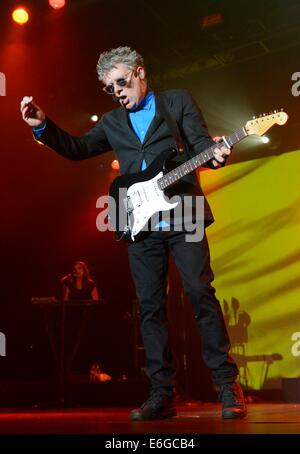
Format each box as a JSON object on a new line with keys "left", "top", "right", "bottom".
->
{"left": 36, "top": 89, "right": 216, "bottom": 223}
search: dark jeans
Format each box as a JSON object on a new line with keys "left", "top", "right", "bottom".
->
{"left": 128, "top": 229, "right": 238, "bottom": 396}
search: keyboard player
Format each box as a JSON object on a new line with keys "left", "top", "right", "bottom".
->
{"left": 61, "top": 261, "right": 99, "bottom": 302}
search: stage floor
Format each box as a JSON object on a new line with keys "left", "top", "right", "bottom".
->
{"left": 0, "top": 403, "right": 300, "bottom": 434}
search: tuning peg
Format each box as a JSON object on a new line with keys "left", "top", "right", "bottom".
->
{"left": 253, "top": 115, "right": 256, "bottom": 119}
{"left": 280, "top": 107, "right": 283, "bottom": 111}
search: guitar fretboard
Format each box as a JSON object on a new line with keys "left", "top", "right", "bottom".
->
{"left": 158, "top": 127, "right": 248, "bottom": 190}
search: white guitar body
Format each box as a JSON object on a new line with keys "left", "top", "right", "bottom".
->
{"left": 126, "top": 172, "right": 178, "bottom": 241}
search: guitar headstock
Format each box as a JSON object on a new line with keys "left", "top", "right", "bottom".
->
{"left": 246, "top": 110, "right": 288, "bottom": 136}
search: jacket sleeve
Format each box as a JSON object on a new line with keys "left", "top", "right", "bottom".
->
{"left": 180, "top": 90, "right": 218, "bottom": 169}
{"left": 33, "top": 116, "right": 111, "bottom": 160}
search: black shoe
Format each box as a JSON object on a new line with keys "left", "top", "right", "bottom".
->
{"left": 219, "top": 382, "right": 247, "bottom": 419}
{"left": 130, "top": 393, "right": 177, "bottom": 420}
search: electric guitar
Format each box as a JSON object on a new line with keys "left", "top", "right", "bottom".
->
{"left": 109, "top": 110, "right": 288, "bottom": 242}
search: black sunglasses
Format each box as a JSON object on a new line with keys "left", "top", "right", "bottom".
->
{"left": 102, "top": 70, "right": 135, "bottom": 95}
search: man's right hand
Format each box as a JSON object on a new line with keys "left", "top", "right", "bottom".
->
{"left": 20, "top": 96, "right": 46, "bottom": 128}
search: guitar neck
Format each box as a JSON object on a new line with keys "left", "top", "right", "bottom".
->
{"left": 158, "top": 127, "right": 248, "bottom": 190}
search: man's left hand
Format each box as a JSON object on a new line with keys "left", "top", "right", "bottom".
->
{"left": 211, "top": 136, "right": 232, "bottom": 168}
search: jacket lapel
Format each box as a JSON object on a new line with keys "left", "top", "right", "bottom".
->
{"left": 115, "top": 107, "right": 141, "bottom": 147}
{"left": 142, "top": 92, "right": 164, "bottom": 146}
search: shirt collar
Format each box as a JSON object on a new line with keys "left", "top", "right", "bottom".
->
{"left": 130, "top": 90, "right": 154, "bottom": 112}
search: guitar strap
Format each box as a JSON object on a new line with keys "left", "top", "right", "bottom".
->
{"left": 156, "top": 93, "right": 184, "bottom": 154}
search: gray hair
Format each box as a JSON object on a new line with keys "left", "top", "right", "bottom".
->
{"left": 96, "top": 46, "right": 145, "bottom": 82}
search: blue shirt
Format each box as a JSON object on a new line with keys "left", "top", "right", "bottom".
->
{"left": 129, "top": 91, "right": 168, "bottom": 228}
{"left": 128, "top": 90, "right": 155, "bottom": 142}
{"left": 128, "top": 90, "right": 155, "bottom": 171}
